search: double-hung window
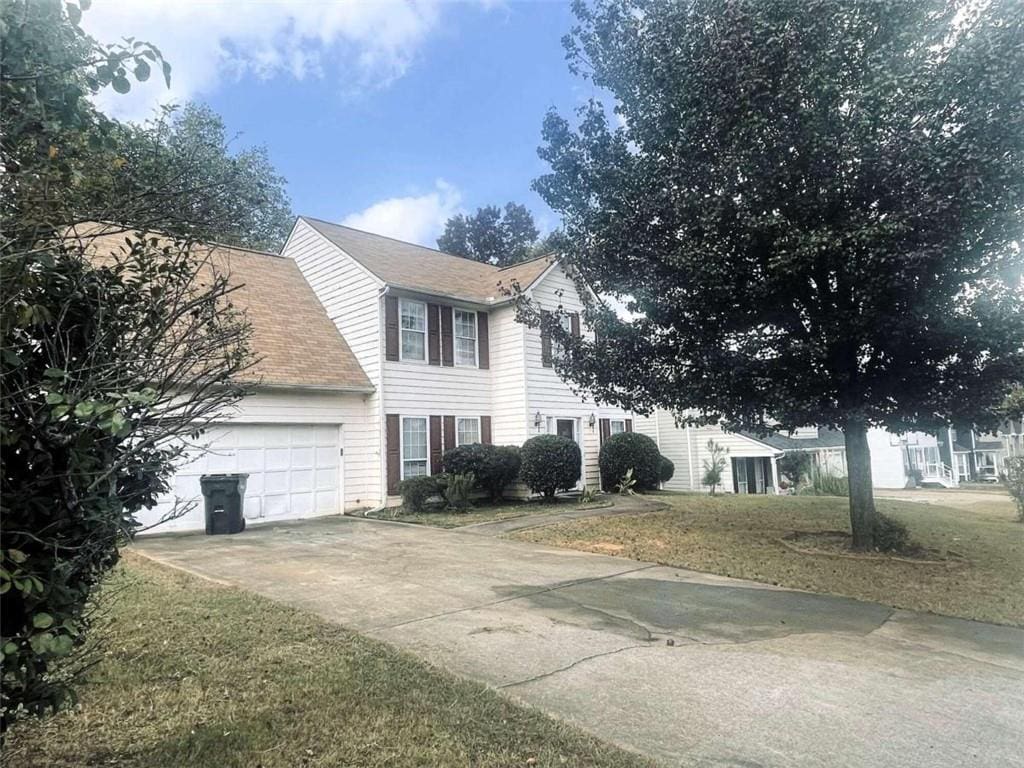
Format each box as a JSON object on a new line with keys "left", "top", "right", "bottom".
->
{"left": 609, "top": 419, "right": 627, "bottom": 435}
{"left": 402, "top": 417, "right": 428, "bottom": 478}
{"left": 454, "top": 309, "right": 478, "bottom": 367}
{"left": 400, "top": 300, "right": 426, "bottom": 362}
{"left": 456, "top": 417, "right": 480, "bottom": 446}
{"left": 553, "top": 313, "right": 573, "bottom": 358}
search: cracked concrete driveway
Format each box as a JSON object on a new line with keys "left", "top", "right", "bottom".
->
{"left": 136, "top": 515, "right": 1024, "bottom": 768}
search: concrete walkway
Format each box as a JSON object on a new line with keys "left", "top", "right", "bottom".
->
{"left": 457, "top": 494, "right": 667, "bottom": 536}
{"left": 136, "top": 515, "right": 1024, "bottom": 768}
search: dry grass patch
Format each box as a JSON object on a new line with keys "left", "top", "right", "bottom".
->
{"left": 4, "top": 555, "right": 652, "bottom": 768}
{"left": 365, "top": 499, "right": 585, "bottom": 529}
{"left": 511, "top": 493, "right": 1023, "bottom": 626}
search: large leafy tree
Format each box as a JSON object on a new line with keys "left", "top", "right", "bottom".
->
{"left": 438, "top": 202, "right": 555, "bottom": 265}
{"left": 1, "top": 0, "right": 252, "bottom": 726}
{"left": 532, "top": 0, "right": 1024, "bottom": 549}
{"left": 85, "top": 102, "right": 294, "bottom": 251}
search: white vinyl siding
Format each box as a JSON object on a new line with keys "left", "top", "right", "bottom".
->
{"left": 454, "top": 309, "right": 478, "bottom": 367}
{"left": 400, "top": 299, "right": 427, "bottom": 362}
{"left": 279, "top": 218, "right": 383, "bottom": 510}
{"left": 402, "top": 417, "right": 428, "bottom": 479}
{"left": 457, "top": 416, "right": 481, "bottom": 446}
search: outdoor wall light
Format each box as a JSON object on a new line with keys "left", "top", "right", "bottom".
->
{"left": 534, "top": 411, "right": 543, "bottom": 429}
{"left": 588, "top": 413, "right": 596, "bottom": 428}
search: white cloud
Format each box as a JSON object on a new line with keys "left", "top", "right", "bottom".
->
{"left": 341, "top": 180, "right": 462, "bottom": 246}
{"left": 79, "top": 0, "right": 470, "bottom": 122}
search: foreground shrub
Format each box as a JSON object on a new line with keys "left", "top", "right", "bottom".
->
{"left": 658, "top": 455, "right": 675, "bottom": 484}
{"left": 1002, "top": 456, "right": 1024, "bottom": 522}
{"left": 778, "top": 450, "right": 812, "bottom": 487}
{"left": 442, "top": 443, "right": 521, "bottom": 501}
{"left": 702, "top": 439, "right": 728, "bottom": 495}
{"left": 399, "top": 475, "right": 440, "bottom": 512}
{"left": 599, "top": 432, "right": 662, "bottom": 491}
{"left": 520, "top": 434, "right": 581, "bottom": 499}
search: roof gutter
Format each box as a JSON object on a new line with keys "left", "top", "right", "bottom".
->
{"left": 255, "top": 382, "right": 375, "bottom": 395}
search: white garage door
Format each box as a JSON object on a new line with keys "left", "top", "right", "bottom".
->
{"left": 143, "top": 424, "right": 343, "bottom": 533}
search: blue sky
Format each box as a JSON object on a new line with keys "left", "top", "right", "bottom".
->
{"left": 84, "top": 1, "right": 603, "bottom": 246}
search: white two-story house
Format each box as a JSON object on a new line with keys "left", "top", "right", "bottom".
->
{"left": 282, "top": 216, "right": 637, "bottom": 508}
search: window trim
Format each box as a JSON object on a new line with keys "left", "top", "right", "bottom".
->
{"left": 398, "top": 298, "right": 427, "bottom": 364}
{"left": 453, "top": 308, "right": 479, "bottom": 368}
{"left": 455, "top": 416, "right": 481, "bottom": 447}
{"left": 400, "top": 415, "right": 429, "bottom": 480}
{"left": 609, "top": 418, "right": 627, "bottom": 435}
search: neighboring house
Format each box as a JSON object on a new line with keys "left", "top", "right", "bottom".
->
{"left": 947, "top": 421, "right": 1021, "bottom": 483}
{"left": 80, "top": 227, "right": 374, "bottom": 533}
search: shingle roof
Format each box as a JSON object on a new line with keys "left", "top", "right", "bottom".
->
{"left": 72, "top": 224, "right": 373, "bottom": 392}
{"left": 302, "top": 216, "right": 554, "bottom": 304}
{"left": 741, "top": 428, "right": 847, "bottom": 451}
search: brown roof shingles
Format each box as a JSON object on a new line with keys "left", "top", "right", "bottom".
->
{"left": 73, "top": 225, "right": 372, "bottom": 392}
{"left": 302, "top": 217, "right": 554, "bottom": 304}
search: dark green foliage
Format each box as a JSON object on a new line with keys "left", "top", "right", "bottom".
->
{"left": 398, "top": 475, "right": 440, "bottom": 513}
{"left": 658, "top": 455, "right": 675, "bottom": 484}
{"left": 598, "top": 432, "right": 662, "bottom": 491}
{"left": 519, "top": 435, "right": 582, "bottom": 499}
{"left": 437, "top": 202, "right": 551, "bottom": 265}
{"left": 873, "top": 515, "right": 912, "bottom": 553}
{"left": 530, "top": 0, "right": 1024, "bottom": 547}
{"left": 1, "top": 1, "right": 258, "bottom": 728}
{"left": 439, "top": 473, "right": 475, "bottom": 511}
{"left": 778, "top": 452, "right": 813, "bottom": 487}
{"left": 442, "top": 444, "right": 521, "bottom": 501}
{"left": 798, "top": 473, "right": 851, "bottom": 497}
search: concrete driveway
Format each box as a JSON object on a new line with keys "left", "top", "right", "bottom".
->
{"left": 137, "top": 515, "right": 1024, "bottom": 768}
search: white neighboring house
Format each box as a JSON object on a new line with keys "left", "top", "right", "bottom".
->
{"left": 82, "top": 227, "right": 375, "bottom": 534}
{"left": 638, "top": 412, "right": 956, "bottom": 492}
{"left": 280, "top": 217, "right": 636, "bottom": 506}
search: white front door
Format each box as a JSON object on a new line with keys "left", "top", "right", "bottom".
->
{"left": 145, "top": 423, "right": 343, "bottom": 533}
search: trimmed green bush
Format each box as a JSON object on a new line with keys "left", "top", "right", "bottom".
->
{"left": 599, "top": 432, "right": 662, "bottom": 491}
{"left": 442, "top": 443, "right": 521, "bottom": 501}
{"left": 520, "top": 434, "right": 581, "bottom": 499}
{"left": 658, "top": 455, "right": 675, "bottom": 484}
{"left": 398, "top": 475, "right": 439, "bottom": 512}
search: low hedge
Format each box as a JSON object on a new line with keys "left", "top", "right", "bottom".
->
{"left": 443, "top": 443, "right": 521, "bottom": 501}
{"left": 398, "top": 475, "right": 440, "bottom": 512}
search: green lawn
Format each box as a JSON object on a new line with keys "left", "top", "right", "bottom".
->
{"left": 363, "top": 498, "right": 608, "bottom": 529}
{"left": 511, "top": 492, "right": 1024, "bottom": 626}
{"left": 4, "top": 556, "right": 652, "bottom": 768}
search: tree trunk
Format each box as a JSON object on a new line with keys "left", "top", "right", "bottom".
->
{"left": 844, "top": 421, "right": 877, "bottom": 550}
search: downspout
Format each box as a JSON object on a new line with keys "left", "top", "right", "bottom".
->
{"left": 685, "top": 423, "right": 696, "bottom": 491}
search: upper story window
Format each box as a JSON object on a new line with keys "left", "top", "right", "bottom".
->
{"left": 456, "top": 416, "right": 480, "bottom": 446}
{"left": 454, "top": 309, "right": 478, "bottom": 367}
{"left": 609, "top": 419, "right": 627, "bottom": 435}
{"left": 400, "top": 299, "right": 426, "bottom": 361}
{"left": 553, "top": 313, "right": 572, "bottom": 358}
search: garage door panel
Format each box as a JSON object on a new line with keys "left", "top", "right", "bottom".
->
{"left": 151, "top": 423, "right": 342, "bottom": 533}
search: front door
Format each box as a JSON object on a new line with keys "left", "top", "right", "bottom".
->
{"left": 556, "top": 419, "right": 575, "bottom": 441}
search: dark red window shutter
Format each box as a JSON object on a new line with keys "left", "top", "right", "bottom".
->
{"left": 480, "top": 416, "right": 492, "bottom": 444}
{"left": 386, "top": 414, "right": 401, "bottom": 493}
{"left": 477, "top": 312, "right": 489, "bottom": 369}
{"left": 599, "top": 418, "right": 611, "bottom": 446}
{"left": 541, "top": 310, "right": 552, "bottom": 368}
{"left": 443, "top": 415, "right": 456, "bottom": 452}
{"left": 570, "top": 312, "right": 580, "bottom": 337}
{"left": 427, "top": 303, "right": 441, "bottom": 366}
{"left": 429, "top": 415, "right": 443, "bottom": 474}
{"left": 385, "top": 296, "right": 399, "bottom": 362}
{"left": 625, "top": 418, "right": 634, "bottom": 432}
{"left": 441, "top": 306, "right": 454, "bottom": 367}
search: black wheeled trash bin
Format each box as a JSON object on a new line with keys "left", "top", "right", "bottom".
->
{"left": 200, "top": 473, "right": 248, "bottom": 535}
